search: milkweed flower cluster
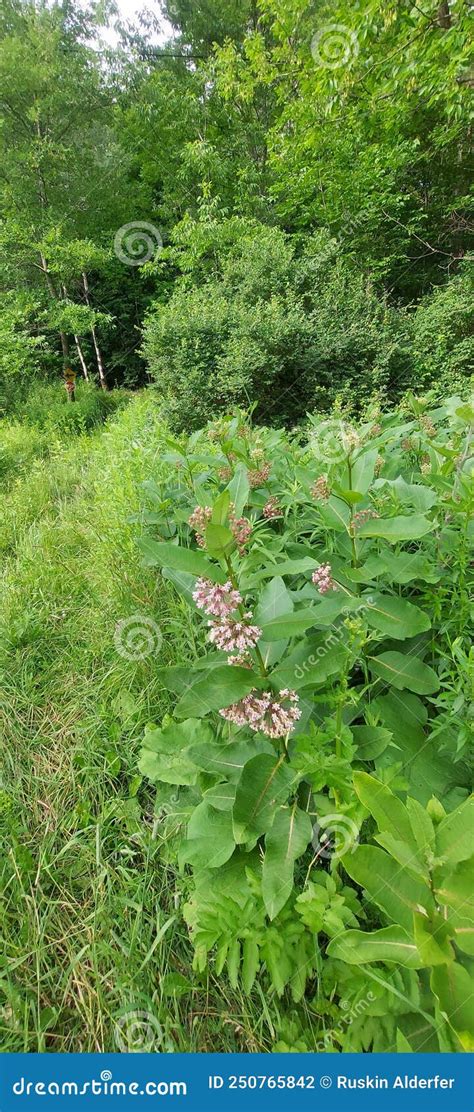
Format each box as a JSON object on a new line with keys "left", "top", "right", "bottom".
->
{"left": 192, "top": 577, "right": 261, "bottom": 656}
{"left": 192, "top": 578, "right": 242, "bottom": 617}
{"left": 229, "top": 510, "right": 252, "bottom": 553}
{"left": 350, "top": 508, "right": 379, "bottom": 533}
{"left": 312, "top": 563, "right": 336, "bottom": 594}
{"left": 263, "top": 496, "right": 282, "bottom": 520}
{"left": 208, "top": 615, "right": 262, "bottom": 653}
{"left": 218, "top": 465, "right": 232, "bottom": 483}
{"left": 227, "top": 653, "right": 252, "bottom": 668}
{"left": 248, "top": 462, "right": 271, "bottom": 488}
{"left": 311, "top": 475, "right": 330, "bottom": 501}
{"left": 220, "top": 688, "right": 301, "bottom": 738}
{"left": 188, "top": 505, "right": 212, "bottom": 546}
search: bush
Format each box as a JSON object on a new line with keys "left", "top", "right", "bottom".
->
{"left": 144, "top": 220, "right": 472, "bottom": 431}
{"left": 144, "top": 222, "right": 414, "bottom": 430}
{"left": 135, "top": 395, "right": 473, "bottom": 1051}
{"left": 412, "top": 267, "right": 474, "bottom": 395}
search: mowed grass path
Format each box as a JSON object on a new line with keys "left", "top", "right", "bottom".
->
{"left": 0, "top": 396, "right": 269, "bottom": 1052}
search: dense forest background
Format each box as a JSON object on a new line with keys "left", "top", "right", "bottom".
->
{"left": 0, "top": 0, "right": 472, "bottom": 423}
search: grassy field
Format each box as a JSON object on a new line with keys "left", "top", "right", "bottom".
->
{"left": 0, "top": 395, "right": 274, "bottom": 1052}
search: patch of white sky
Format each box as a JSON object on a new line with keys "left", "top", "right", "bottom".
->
{"left": 84, "top": 0, "right": 174, "bottom": 48}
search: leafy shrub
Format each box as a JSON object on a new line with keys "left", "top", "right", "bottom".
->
{"left": 412, "top": 267, "right": 474, "bottom": 395}
{"left": 136, "top": 394, "right": 473, "bottom": 1051}
{"left": 143, "top": 220, "right": 413, "bottom": 430}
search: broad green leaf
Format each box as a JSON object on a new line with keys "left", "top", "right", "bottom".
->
{"left": 435, "top": 859, "right": 474, "bottom": 957}
{"left": 259, "top": 608, "right": 319, "bottom": 641}
{"left": 379, "top": 551, "right": 441, "bottom": 584}
{"left": 435, "top": 796, "right": 474, "bottom": 865}
{"left": 243, "top": 557, "right": 317, "bottom": 586}
{"left": 262, "top": 806, "right": 312, "bottom": 919}
{"left": 351, "top": 725, "right": 392, "bottom": 759}
{"left": 233, "top": 754, "right": 298, "bottom": 843}
{"left": 272, "top": 640, "right": 348, "bottom": 690}
{"left": 413, "top": 910, "right": 454, "bottom": 966}
{"left": 406, "top": 797, "right": 435, "bottom": 854}
{"left": 138, "top": 718, "right": 211, "bottom": 786}
{"left": 254, "top": 576, "right": 293, "bottom": 667}
{"left": 138, "top": 538, "right": 225, "bottom": 583}
{"left": 179, "top": 802, "right": 235, "bottom": 869}
{"left": 353, "top": 772, "right": 417, "bottom": 851}
{"left": 226, "top": 463, "right": 249, "bottom": 517}
{"left": 162, "top": 567, "right": 196, "bottom": 603}
{"left": 211, "top": 489, "right": 231, "bottom": 525}
{"left": 174, "top": 666, "right": 261, "bottom": 719}
{"left": 373, "top": 692, "right": 463, "bottom": 805}
{"left": 204, "top": 522, "right": 235, "bottom": 557}
{"left": 375, "top": 832, "right": 429, "bottom": 882}
{"left": 342, "top": 845, "right": 433, "bottom": 933}
{"left": 368, "top": 651, "right": 440, "bottom": 694}
{"left": 350, "top": 447, "right": 378, "bottom": 494}
{"left": 203, "top": 782, "right": 236, "bottom": 811}
{"left": 364, "top": 593, "right": 431, "bottom": 640}
{"left": 357, "top": 515, "right": 435, "bottom": 542}
{"left": 431, "top": 963, "right": 474, "bottom": 1047}
{"left": 189, "top": 737, "right": 272, "bottom": 779}
{"left": 328, "top": 926, "right": 423, "bottom": 968}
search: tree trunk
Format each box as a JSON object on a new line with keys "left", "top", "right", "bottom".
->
{"left": 74, "top": 335, "right": 89, "bottom": 380}
{"left": 437, "top": 2, "right": 451, "bottom": 28}
{"left": 61, "top": 283, "right": 89, "bottom": 380}
{"left": 82, "top": 271, "right": 107, "bottom": 390}
{"left": 39, "top": 254, "right": 70, "bottom": 370}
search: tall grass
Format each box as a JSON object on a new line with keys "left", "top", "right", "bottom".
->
{"left": 0, "top": 394, "right": 269, "bottom": 1051}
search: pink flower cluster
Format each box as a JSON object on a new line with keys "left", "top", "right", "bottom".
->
{"left": 248, "top": 462, "right": 271, "bottom": 489}
{"left": 311, "top": 475, "right": 330, "bottom": 502}
{"left": 220, "top": 688, "right": 301, "bottom": 739}
{"left": 263, "top": 496, "right": 281, "bottom": 520}
{"left": 188, "top": 505, "right": 212, "bottom": 546}
{"left": 229, "top": 510, "right": 252, "bottom": 554}
{"left": 312, "top": 563, "right": 336, "bottom": 594}
{"left": 218, "top": 465, "right": 232, "bottom": 483}
{"left": 192, "top": 577, "right": 261, "bottom": 657}
{"left": 192, "top": 578, "right": 242, "bottom": 617}
{"left": 351, "top": 509, "right": 379, "bottom": 533}
{"left": 208, "top": 615, "right": 262, "bottom": 653}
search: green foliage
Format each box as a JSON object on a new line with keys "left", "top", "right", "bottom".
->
{"left": 137, "top": 395, "right": 473, "bottom": 1049}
